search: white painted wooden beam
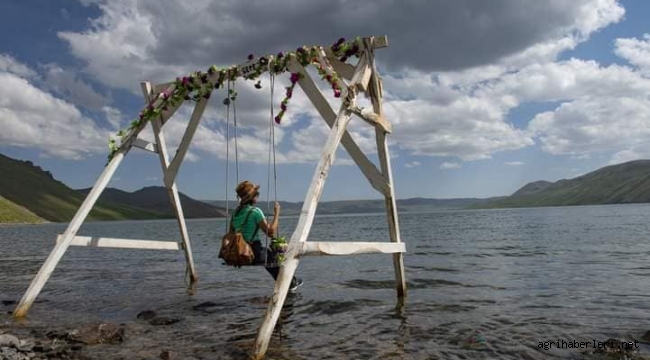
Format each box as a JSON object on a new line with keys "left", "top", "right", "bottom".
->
{"left": 164, "top": 97, "right": 210, "bottom": 187}
{"left": 14, "top": 151, "right": 128, "bottom": 318}
{"left": 315, "top": 47, "right": 349, "bottom": 100}
{"left": 132, "top": 138, "right": 158, "bottom": 153}
{"left": 299, "top": 241, "right": 405, "bottom": 256}
{"left": 323, "top": 53, "right": 355, "bottom": 80}
{"left": 56, "top": 235, "right": 181, "bottom": 250}
{"left": 349, "top": 106, "right": 392, "bottom": 134}
{"left": 287, "top": 58, "right": 391, "bottom": 197}
{"left": 141, "top": 82, "right": 198, "bottom": 284}
{"left": 253, "top": 105, "right": 352, "bottom": 359}
{"left": 349, "top": 53, "right": 372, "bottom": 93}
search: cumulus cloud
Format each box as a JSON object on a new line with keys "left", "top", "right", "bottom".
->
{"left": 528, "top": 97, "right": 650, "bottom": 155}
{"left": 51, "top": 0, "right": 640, "bottom": 166}
{"left": 615, "top": 33, "right": 650, "bottom": 74}
{"left": 40, "top": 64, "right": 110, "bottom": 111}
{"left": 0, "top": 69, "right": 110, "bottom": 160}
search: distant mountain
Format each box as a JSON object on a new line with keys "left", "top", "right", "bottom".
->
{"left": 0, "top": 154, "right": 164, "bottom": 222}
{"left": 204, "top": 197, "right": 502, "bottom": 215}
{"left": 477, "top": 160, "right": 650, "bottom": 208}
{"left": 78, "top": 186, "right": 227, "bottom": 219}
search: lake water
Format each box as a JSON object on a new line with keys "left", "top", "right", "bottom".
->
{"left": 1, "top": 205, "right": 650, "bottom": 359}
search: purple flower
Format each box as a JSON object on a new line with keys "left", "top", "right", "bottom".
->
{"left": 274, "top": 115, "right": 281, "bottom": 124}
{"left": 290, "top": 73, "right": 300, "bottom": 83}
{"left": 248, "top": 54, "right": 254, "bottom": 61}
{"left": 334, "top": 89, "right": 341, "bottom": 98}
{"left": 286, "top": 89, "right": 293, "bottom": 98}
{"left": 280, "top": 103, "right": 287, "bottom": 111}
{"left": 277, "top": 51, "right": 284, "bottom": 58}
{"left": 337, "top": 37, "right": 345, "bottom": 45}
{"left": 325, "top": 74, "right": 332, "bottom": 81}
{"left": 339, "top": 56, "right": 347, "bottom": 63}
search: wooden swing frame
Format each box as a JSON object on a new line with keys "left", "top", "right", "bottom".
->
{"left": 13, "top": 35, "right": 406, "bottom": 360}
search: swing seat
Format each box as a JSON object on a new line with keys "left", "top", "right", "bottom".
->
{"left": 221, "top": 261, "right": 280, "bottom": 267}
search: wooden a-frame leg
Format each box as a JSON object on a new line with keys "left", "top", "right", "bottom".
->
{"left": 376, "top": 130, "right": 407, "bottom": 298}
{"left": 151, "top": 118, "right": 198, "bottom": 285}
{"left": 141, "top": 82, "right": 198, "bottom": 286}
{"left": 14, "top": 152, "right": 128, "bottom": 317}
{"left": 252, "top": 106, "right": 353, "bottom": 360}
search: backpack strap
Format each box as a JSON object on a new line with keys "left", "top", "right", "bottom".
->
{"left": 228, "top": 205, "right": 244, "bottom": 232}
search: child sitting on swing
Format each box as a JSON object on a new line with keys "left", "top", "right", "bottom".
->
{"left": 231, "top": 180, "right": 303, "bottom": 292}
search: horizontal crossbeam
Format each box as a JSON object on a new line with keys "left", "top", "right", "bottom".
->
{"left": 132, "top": 138, "right": 158, "bottom": 153}
{"left": 299, "top": 241, "right": 405, "bottom": 256}
{"left": 56, "top": 235, "right": 181, "bottom": 250}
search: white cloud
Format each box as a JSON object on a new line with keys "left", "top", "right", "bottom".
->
{"left": 0, "top": 55, "right": 36, "bottom": 78}
{"left": 505, "top": 161, "right": 524, "bottom": 166}
{"left": 40, "top": 64, "right": 110, "bottom": 111}
{"left": 50, "top": 0, "right": 637, "bottom": 167}
{"left": 0, "top": 66, "right": 110, "bottom": 160}
{"left": 440, "top": 162, "right": 461, "bottom": 170}
{"left": 528, "top": 97, "right": 650, "bottom": 156}
{"left": 615, "top": 33, "right": 650, "bottom": 74}
{"left": 405, "top": 161, "right": 421, "bottom": 168}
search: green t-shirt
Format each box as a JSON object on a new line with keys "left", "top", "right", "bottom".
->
{"left": 231, "top": 205, "right": 265, "bottom": 243}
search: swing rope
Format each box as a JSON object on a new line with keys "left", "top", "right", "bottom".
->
{"left": 224, "top": 79, "right": 240, "bottom": 225}
{"left": 265, "top": 71, "right": 278, "bottom": 266}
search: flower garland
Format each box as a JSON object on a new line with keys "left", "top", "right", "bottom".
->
{"left": 107, "top": 36, "right": 365, "bottom": 162}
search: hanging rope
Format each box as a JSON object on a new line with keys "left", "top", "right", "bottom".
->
{"left": 264, "top": 71, "right": 279, "bottom": 266}
{"left": 225, "top": 80, "right": 232, "bottom": 223}
{"left": 232, "top": 80, "right": 240, "bottom": 184}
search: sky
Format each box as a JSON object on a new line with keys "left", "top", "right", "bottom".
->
{"left": 1, "top": 0, "right": 650, "bottom": 202}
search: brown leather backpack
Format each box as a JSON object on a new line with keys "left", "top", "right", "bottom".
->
{"left": 219, "top": 207, "right": 257, "bottom": 266}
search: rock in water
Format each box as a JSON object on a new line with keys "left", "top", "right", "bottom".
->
{"left": 67, "top": 323, "right": 126, "bottom": 344}
{"left": 0, "top": 334, "right": 21, "bottom": 347}
{"left": 137, "top": 310, "right": 157, "bottom": 320}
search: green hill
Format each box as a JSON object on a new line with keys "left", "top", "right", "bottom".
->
{"left": 0, "top": 154, "right": 165, "bottom": 222}
{"left": 477, "top": 160, "right": 650, "bottom": 208}
{"left": 0, "top": 196, "right": 45, "bottom": 224}
{"left": 78, "top": 186, "right": 227, "bottom": 218}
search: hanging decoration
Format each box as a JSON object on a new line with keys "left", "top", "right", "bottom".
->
{"left": 107, "top": 36, "right": 366, "bottom": 162}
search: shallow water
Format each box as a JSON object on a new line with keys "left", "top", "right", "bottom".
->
{"left": 1, "top": 205, "right": 650, "bottom": 359}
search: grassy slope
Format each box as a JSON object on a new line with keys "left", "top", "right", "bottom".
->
{"left": 0, "top": 154, "right": 165, "bottom": 222}
{"left": 478, "top": 160, "right": 650, "bottom": 208}
{"left": 0, "top": 196, "right": 45, "bottom": 224}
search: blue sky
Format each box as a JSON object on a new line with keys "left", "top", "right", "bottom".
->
{"left": 2, "top": 0, "right": 650, "bottom": 202}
